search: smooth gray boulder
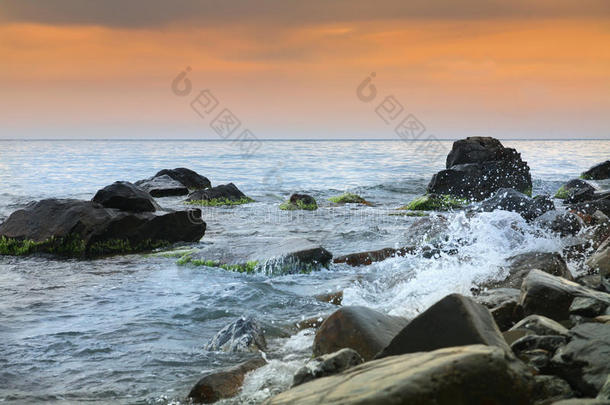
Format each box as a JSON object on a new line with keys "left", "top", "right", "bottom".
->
{"left": 292, "top": 348, "right": 363, "bottom": 387}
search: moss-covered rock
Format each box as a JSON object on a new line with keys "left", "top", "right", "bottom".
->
{"left": 400, "top": 194, "right": 468, "bottom": 211}
{"left": 329, "top": 193, "right": 371, "bottom": 205}
{"left": 280, "top": 193, "right": 318, "bottom": 210}
{"left": 186, "top": 183, "right": 253, "bottom": 206}
{"left": 186, "top": 197, "right": 254, "bottom": 207}
{"left": 177, "top": 254, "right": 259, "bottom": 273}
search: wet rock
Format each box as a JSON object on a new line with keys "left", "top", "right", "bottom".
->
{"left": 570, "top": 196, "right": 610, "bottom": 218}
{"left": 509, "top": 315, "right": 569, "bottom": 337}
{"left": 581, "top": 160, "right": 610, "bottom": 180}
{"left": 135, "top": 174, "right": 189, "bottom": 197}
{"left": 519, "top": 270, "right": 610, "bottom": 322}
{"left": 586, "top": 237, "right": 610, "bottom": 291}
{"left": 292, "top": 348, "right": 363, "bottom": 387}
{"left": 154, "top": 168, "right": 211, "bottom": 189}
{"left": 205, "top": 316, "right": 267, "bottom": 353}
{"left": 186, "top": 183, "right": 252, "bottom": 206}
{"left": 92, "top": 181, "right": 159, "bottom": 212}
{"left": 551, "top": 323, "right": 610, "bottom": 397}
{"left": 511, "top": 335, "right": 567, "bottom": 356}
{"left": 279, "top": 193, "right": 318, "bottom": 210}
{"left": 535, "top": 211, "right": 584, "bottom": 237}
{"left": 314, "top": 291, "right": 343, "bottom": 305}
{"left": 475, "top": 188, "right": 554, "bottom": 221}
{"left": 427, "top": 137, "right": 532, "bottom": 200}
{"left": 555, "top": 179, "right": 597, "bottom": 203}
{"left": 519, "top": 349, "right": 552, "bottom": 373}
{"left": 266, "top": 345, "right": 534, "bottom": 405}
{"left": 597, "top": 375, "right": 610, "bottom": 400}
{"left": 332, "top": 246, "right": 416, "bottom": 266}
{"left": 328, "top": 193, "right": 371, "bottom": 205}
{"left": 532, "top": 375, "right": 574, "bottom": 404}
{"left": 401, "top": 193, "right": 467, "bottom": 211}
{"left": 570, "top": 297, "right": 609, "bottom": 318}
{"left": 475, "top": 288, "right": 522, "bottom": 331}
{"left": 313, "top": 306, "right": 408, "bottom": 361}
{"left": 0, "top": 198, "right": 205, "bottom": 257}
{"left": 489, "top": 251, "right": 573, "bottom": 289}
{"left": 551, "top": 400, "right": 610, "bottom": 405}
{"left": 295, "top": 316, "right": 326, "bottom": 330}
{"left": 188, "top": 357, "right": 266, "bottom": 403}
{"left": 377, "top": 294, "right": 510, "bottom": 359}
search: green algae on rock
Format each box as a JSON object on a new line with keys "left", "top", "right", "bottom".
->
{"left": 328, "top": 193, "right": 371, "bottom": 205}
{"left": 400, "top": 194, "right": 468, "bottom": 211}
{"left": 186, "top": 197, "right": 254, "bottom": 207}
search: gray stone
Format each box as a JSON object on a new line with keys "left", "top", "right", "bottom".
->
{"left": 509, "top": 315, "right": 569, "bottom": 336}
{"left": 292, "top": 348, "right": 363, "bottom": 387}
{"left": 597, "top": 375, "right": 610, "bottom": 400}
{"left": 205, "top": 316, "right": 267, "bottom": 353}
{"left": 511, "top": 335, "right": 567, "bottom": 355}
{"left": 570, "top": 297, "right": 609, "bottom": 318}
{"left": 551, "top": 400, "right": 610, "bottom": 405}
{"left": 92, "top": 181, "right": 160, "bottom": 212}
{"left": 533, "top": 375, "right": 574, "bottom": 404}
{"left": 535, "top": 210, "right": 584, "bottom": 237}
{"left": 475, "top": 188, "right": 555, "bottom": 221}
{"left": 135, "top": 174, "right": 189, "bottom": 197}
{"left": 487, "top": 251, "right": 573, "bottom": 289}
{"left": 187, "top": 183, "right": 251, "bottom": 204}
{"left": 587, "top": 237, "right": 610, "bottom": 291}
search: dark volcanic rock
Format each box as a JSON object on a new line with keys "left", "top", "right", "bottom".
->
{"left": 475, "top": 188, "right": 555, "bottom": 221}
{"left": 155, "top": 168, "right": 211, "bottom": 189}
{"left": 188, "top": 357, "right": 266, "bottom": 403}
{"left": 519, "top": 270, "right": 610, "bottom": 322}
{"left": 135, "top": 174, "right": 189, "bottom": 197}
{"left": 582, "top": 160, "right": 610, "bottom": 180}
{"left": 377, "top": 294, "right": 510, "bottom": 359}
{"left": 292, "top": 348, "right": 363, "bottom": 387}
{"left": 0, "top": 198, "right": 205, "bottom": 256}
{"left": 551, "top": 323, "right": 610, "bottom": 397}
{"left": 92, "top": 181, "right": 159, "bottom": 212}
{"left": 555, "top": 179, "right": 596, "bottom": 203}
{"left": 428, "top": 137, "right": 532, "bottom": 200}
{"left": 186, "top": 183, "right": 251, "bottom": 204}
{"left": 313, "top": 306, "right": 408, "bottom": 361}
{"left": 205, "top": 316, "right": 267, "bottom": 353}
{"left": 267, "top": 345, "right": 534, "bottom": 405}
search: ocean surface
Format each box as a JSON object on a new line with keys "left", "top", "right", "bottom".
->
{"left": 1, "top": 139, "right": 609, "bottom": 404}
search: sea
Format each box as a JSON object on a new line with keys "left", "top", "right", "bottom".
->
{"left": 1, "top": 139, "right": 609, "bottom": 404}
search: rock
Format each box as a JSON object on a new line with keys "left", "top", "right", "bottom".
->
{"left": 582, "top": 160, "right": 610, "bottom": 180}
{"left": 135, "top": 174, "right": 189, "bottom": 197}
{"left": 314, "top": 291, "right": 343, "bottom": 305}
{"left": 186, "top": 183, "right": 252, "bottom": 206}
{"left": 428, "top": 137, "right": 532, "bottom": 201}
{"left": 313, "top": 306, "right": 408, "bottom": 361}
{"left": 586, "top": 237, "right": 610, "bottom": 291}
{"left": 92, "top": 181, "right": 159, "bottom": 212}
{"left": 377, "top": 294, "right": 510, "bottom": 359}
{"left": 533, "top": 375, "right": 574, "bottom": 404}
{"left": 401, "top": 193, "right": 467, "bottom": 211}
{"left": 266, "top": 345, "right": 534, "bottom": 405}
{"left": 292, "top": 348, "right": 363, "bottom": 387}
{"left": 535, "top": 211, "right": 584, "bottom": 237}
{"left": 509, "top": 315, "right": 569, "bottom": 337}
{"left": 519, "top": 349, "right": 552, "bottom": 373}
{"left": 154, "top": 168, "right": 211, "bottom": 189}
{"left": 328, "top": 193, "right": 371, "bottom": 205}
{"left": 475, "top": 288, "right": 522, "bottom": 331}
{"left": 551, "top": 323, "right": 610, "bottom": 397}
{"left": 570, "top": 196, "right": 610, "bottom": 218}
{"left": 594, "top": 315, "right": 610, "bottom": 324}
{"left": 0, "top": 198, "right": 205, "bottom": 257}
{"left": 570, "top": 297, "right": 609, "bottom": 318}
{"left": 279, "top": 193, "right": 318, "bottom": 210}
{"left": 555, "top": 179, "right": 597, "bottom": 203}
{"left": 188, "top": 357, "right": 266, "bottom": 403}
{"left": 295, "top": 316, "right": 326, "bottom": 330}
{"left": 519, "top": 270, "right": 610, "bottom": 322}
{"left": 597, "top": 375, "right": 610, "bottom": 400}
{"left": 333, "top": 246, "right": 416, "bottom": 266}
{"left": 488, "top": 251, "right": 573, "bottom": 289}
{"left": 551, "top": 400, "right": 610, "bottom": 405}
{"left": 475, "top": 188, "right": 555, "bottom": 221}
{"left": 511, "top": 335, "right": 567, "bottom": 356}
{"left": 205, "top": 316, "right": 267, "bottom": 353}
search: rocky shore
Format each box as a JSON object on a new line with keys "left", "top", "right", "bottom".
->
{"left": 1, "top": 138, "right": 609, "bottom": 404}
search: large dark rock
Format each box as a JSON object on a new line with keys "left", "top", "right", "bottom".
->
{"left": 188, "top": 357, "right": 266, "bottom": 403}
{"left": 519, "top": 270, "right": 610, "bottom": 322}
{"left": 155, "top": 168, "right": 211, "bottom": 189}
{"left": 280, "top": 193, "right": 318, "bottom": 210}
{"left": 92, "top": 181, "right": 159, "bottom": 212}
{"left": 486, "top": 251, "right": 572, "bottom": 289}
{"left": 267, "top": 345, "right": 534, "bottom": 405}
{"left": 551, "top": 323, "right": 610, "bottom": 397}
{"left": 0, "top": 199, "right": 205, "bottom": 256}
{"left": 555, "top": 179, "right": 597, "bottom": 203}
{"left": 313, "top": 306, "right": 408, "bottom": 361}
{"left": 186, "top": 183, "right": 251, "bottom": 205}
{"left": 205, "top": 316, "right": 266, "bottom": 353}
{"left": 377, "top": 294, "right": 510, "bottom": 359}
{"left": 292, "top": 348, "right": 363, "bottom": 387}
{"left": 582, "top": 160, "right": 610, "bottom": 180}
{"left": 535, "top": 210, "right": 584, "bottom": 237}
{"left": 428, "top": 137, "right": 532, "bottom": 201}
{"left": 570, "top": 195, "right": 610, "bottom": 218}
{"left": 135, "top": 174, "right": 189, "bottom": 197}
{"left": 475, "top": 188, "right": 555, "bottom": 221}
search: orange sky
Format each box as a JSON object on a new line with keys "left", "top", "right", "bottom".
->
{"left": 1, "top": 1, "right": 609, "bottom": 139}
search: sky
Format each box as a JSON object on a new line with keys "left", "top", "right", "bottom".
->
{"left": 1, "top": 0, "right": 609, "bottom": 140}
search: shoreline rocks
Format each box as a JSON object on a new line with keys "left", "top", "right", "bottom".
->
{"left": 92, "top": 181, "right": 160, "bottom": 212}
{"left": 474, "top": 188, "right": 554, "bottom": 221}
{"left": 205, "top": 316, "right": 267, "bottom": 353}
{"left": 136, "top": 167, "right": 210, "bottom": 197}
{"left": 279, "top": 193, "right": 318, "bottom": 211}
{"left": 581, "top": 161, "right": 610, "bottom": 180}
{"left": 186, "top": 183, "right": 253, "bottom": 206}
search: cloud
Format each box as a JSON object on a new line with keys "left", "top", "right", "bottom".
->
{"left": 1, "top": 0, "right": 609, "bottom": 28}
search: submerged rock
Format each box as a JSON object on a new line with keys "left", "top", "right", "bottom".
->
{"left": 0, "top": 198, "right": 205, "bottom": 257}
{"left": 328, "top": 193, "right": 371, "bottom": 205}
{"left": 135, "top": 174, "right": 188, "bottom": 197}
{"left": 92, "top": 181, "right": 159, "bottom": 212}
{"left": 186, "top": 183, "right": 253, "bottom": 206}
{"left": 474, "top": 188, "right": 554, "bottom": 221}
{"left": 581, "top": 160, "right": 610, "bottom": 180}
{"left": 205, "top": 316, "right": 267, "bottom": 353}
{"left": 267, "top": 345, "right": 534, "bottom": 405}
{"left": 279, "top": 193, "right": 318, "bottom": 210}
{"left": 427, "top": 137, "right": 532, "bottom": 200}
{"left": 376, "top": 294, "right": 510, "bottom": 359}
{"left": 555, "top": 179, "right": 596, "bottom": 203}
{"left": 188, "top": 357, "right": 266, "bottom": 403}
{"left": 313, "top": 306, "right": 408, "bottom": 361}
{"left": 292, "top": 348, "right": 363, "bottom": 387}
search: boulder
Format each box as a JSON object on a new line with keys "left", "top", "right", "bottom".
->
{"left": 487, "top": 252, "right": 573, "bottom": 289}
{"left": 135, "top": 174, "right": 189, "bottom": 197}
{"left": 186, "top": 183, "right": 252, "bottom": 206}
{"left": 474, "top": 188, "right": 554, "bottom": 221}
{"left": 532, "top": 375, "right": 574, "bottom": 404}
{"left": 551, "top": 400, "right": 610, "bottom": 405}
{"left": 154, "top": 168, "right": 211, "bottom": 189}
{"left": 266, "top": 345, "right": 534, "bottom": 405}
{"left": 377, "top": 294, "right": 510, "bottom": 359}
{"left": 511, "top": 335, "right": 567, "bottom": 356}
{"left": 0, "top": 198, "right": 205, "bottom": 257}
{"left": 188, "top": 357, "right": 266, "bottom": 403}
{"left": 333, "top": 246, "right": 415, "bottom": 266}
{"left": 551, "top": 323, "right": 610, "bottom": 397}
{"left": 519, "top": 270, "right": 610, "bottom": 322}
{"left": 570, "top": 196, "right": 610, "bottom": 218}
{"left": 535, "top": 211, "right": 584, "bottom": 237}
{"left": 205, "top": 316, "right": 267, "bottom": 353}
{"left": 313, "top": 306, "right": 408, "bottom": 361}
{"left": 586, "top": 237, "right": 610, "bottom": 291}
{"left": 581, "top": 160, "right": 610, "bottom": 180}
{"left": 475, "top": 288, "right": 522, "bottom": 331}
{"left": 292, "top": 348, "right": 363, "bottom": 387}
{"left": 328, "top": 193, "right": 371, "bottom": 205}
{"left": 280, "top": 194, "right": 318, "bottom": 210}
{"left": 570, "top": 297, "right": 609, "bottom": 318}
{"left": 555, "top": 179, "right": 597, "bottom": 203}
{"left": 427, "top": 137, "right": 532, "bottom": 201}
{"left": 92, "top": 181, "right": 159, "bottom": 212}
{"left": 509, "top": 315, "right": 569, "bottom": 337}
